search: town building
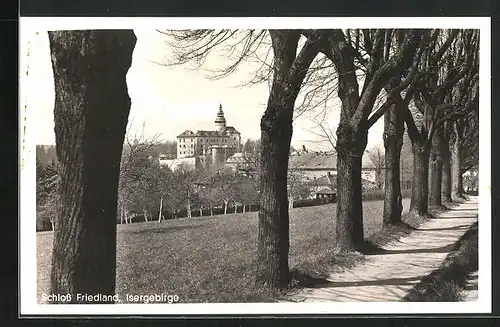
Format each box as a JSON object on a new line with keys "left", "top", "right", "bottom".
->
{"left": 289, "top": 151, "right": 380, "bottom": 184}
{"left": 224, "top": 152, "right": 259, "bottom": 176}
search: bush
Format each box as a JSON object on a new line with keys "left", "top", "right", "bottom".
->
{"left": 293, "top": 196, "right": 335, "bottom": 208}
{"left": 362, "top": 188, "right": 411, "bottom": 202}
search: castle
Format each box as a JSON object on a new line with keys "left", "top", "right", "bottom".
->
{"left": 160, "top": 104, "right": 242, "bottom": 171}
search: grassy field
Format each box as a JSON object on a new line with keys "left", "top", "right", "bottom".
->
{"left": 37, "top": 199, "right": 410, "bottom": 303}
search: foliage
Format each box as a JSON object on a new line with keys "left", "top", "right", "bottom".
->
{"left": 365, "top": 144, "right": 385, "bottom": 190}
{"left": 36, "top": 145, "right": 58, "bottom": 170}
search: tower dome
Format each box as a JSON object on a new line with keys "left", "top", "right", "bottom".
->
{"left": 215, "top": 103, "right": 226, "bottom": 132}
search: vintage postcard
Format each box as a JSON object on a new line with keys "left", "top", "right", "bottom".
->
{"left": 19, "top": 17, "right": 491, "bottom": 316}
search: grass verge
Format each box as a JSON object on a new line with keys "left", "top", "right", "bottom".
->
{"left": 402, "top": 221, "right": 478, "bottom": 302}
{"left": 38, "top": 199, "right": 413, "bottom": 303}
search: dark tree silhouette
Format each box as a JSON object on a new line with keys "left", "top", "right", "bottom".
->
{"left": 48, "top": 30, "right": 136, "bottom": 303}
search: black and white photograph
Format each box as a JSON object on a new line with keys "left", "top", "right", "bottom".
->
{"left": 19, "top": 17, "right": 491, "bottom": 315}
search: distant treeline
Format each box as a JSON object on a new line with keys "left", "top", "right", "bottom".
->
{"left": 36, "top": 145, "right": 58, "bottom": 168}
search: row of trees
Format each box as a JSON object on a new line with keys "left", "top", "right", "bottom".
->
{"left": 118, "top": 148, "right": 262, "bottom": 224}
{"left": 117, "top": 133, "right": 310, "bottom": 224}
{"left": 46, "top": 28, "right": 479, "bottom": 302}
{"left": 161, "top": 28, "right": 479, "bottom": 287}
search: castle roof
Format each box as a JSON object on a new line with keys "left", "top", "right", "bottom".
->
{"left": 194, "top": 130, "right": 223, "bottom": 137}
{"left": 215, "top": 104, "right": 226, "bottom": 124}
{"left": 224, "top": 126, "right": 240, "bottom": 134}
{"left": 177, "top": 127, "right": 240, "bottom": 138}
{"left": 177, "top": 104, "right": 240, "bottom": 138}
{"left": 177, "top": 130, "right": 196, "bottom": 138}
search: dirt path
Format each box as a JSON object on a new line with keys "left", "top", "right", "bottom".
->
{"left": 287, "top": 197, "right": 479, "bottom": 302}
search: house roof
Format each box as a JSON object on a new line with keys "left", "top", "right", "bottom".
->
{"left": 290, "top": 152, "right": 337, "bottom": 170}
{"left": 290, "top": 151, "right": 377, "bottom": 170}
{"left": 226, "top": 152, "right": 258, "bottom": 164}
{"left": 308, "top": 174, "right": 337, "bottom": 187}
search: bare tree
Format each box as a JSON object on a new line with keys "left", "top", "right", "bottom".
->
{"left": 304, "top": 29, "right": 425, "bottom": 252}
{"left": 365, "top": 144, "right": 385, "bottom": 190}
{"left": 287, "top": 160, "right": 311, "bottom": 209}
{"left": 118, "top": 123, "right": 160, "bottom": 224}
{"left": 402, "top": 29, "right": 478, "bottom": 213}
{"left": 174, "top": 163, "right": 202, "bottom": 218}
{"left": 36, "top": 160, "right": 60, "bottom": 231}
{"left": 48, "top": 30, "right": 136, "bottom": 303}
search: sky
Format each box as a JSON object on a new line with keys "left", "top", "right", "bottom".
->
{"left": 25, "top": 28, "right": 386, "bottom": 151}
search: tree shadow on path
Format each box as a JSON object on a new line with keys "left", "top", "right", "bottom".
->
{"left": 359, "top": 241, "right": 456, "bottom": 255}
{"left": 291, "top": 269, "right": 422, "bottom": 289}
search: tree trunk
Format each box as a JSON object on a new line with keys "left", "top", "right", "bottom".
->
{"left": 224, "top": 201, "right": 228, "bottom": 214}
{"left": 120, "top": 203, "right": 124, "bottom": 225}
{"left": 143, "top": 209, "right": 148, "bottom": 222}
{"left": 256, "top": 101, "right": 293, "bottom": 288}
{"left": 335, "top": 124, "right": 366, "bottom": 252}
{"left": 256, "top": 30, "right": 318, "bottom": 290}
{"left": 288, "top": 197, "right": 293, "bottom": 210}
{"left": 441, "top": 145, "right": 452, "bottom": 203}
{"left": 451, "top": 125, "right": 464, "bottom": 200}
{"left": 199, "top": 208, "right": 202, "bottom": 217}
{"left": 50, "top": 219, "right": 55, "bottom": 232}
{"left": 243, "top": 205, "right": 246, "bottom": 213}
{"left": 429, "top": 127, "right": 445, "bottom": 207}
{"left": 158, "top": 196, "right": 163, "bottom": 222}
{"left": 382, "top": 100, "right": 404, "bottom": 227}
{"left": 429, "top": 154, "right": 443, "bottom": 207}
{"left": 410, "top": 144, "right": 430, "bottom": 216}
{"left": 187, "top": 190, "right": 192, "bottom": 218}
{"left": 210, "top": 205, "right": 213, "bottom": 216}
{"left": 49, "top": 30, "right": 136, "bottom": 303}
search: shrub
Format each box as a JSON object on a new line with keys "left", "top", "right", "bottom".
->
{"left": 362, "top": 188, "right": 411, "bottom": 202}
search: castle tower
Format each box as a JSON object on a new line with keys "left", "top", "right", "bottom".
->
{"left": 215, "top": 103, "right": 226, "bottom": 133}
{"left": 211, "top": 145, "right": 225, "bottom": 172}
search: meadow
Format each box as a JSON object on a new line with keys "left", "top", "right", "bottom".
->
{"left": 37, "top": 198, "right": 411, "bottom": 303}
